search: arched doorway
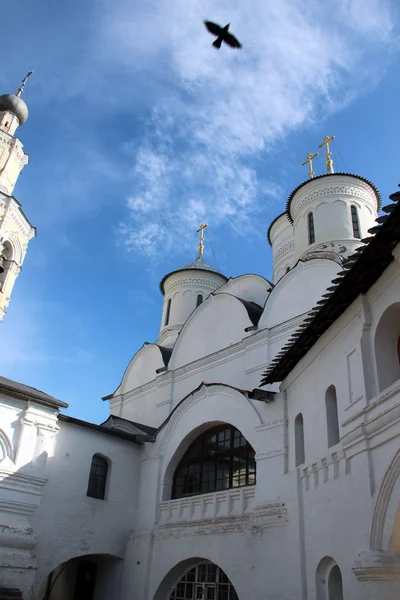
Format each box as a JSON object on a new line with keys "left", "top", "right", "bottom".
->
{"left": 38, "top": 553, "right": 122, "bottom": 600}
{"left": 316, "top": 556, "right": 343, "bottom": 600}
{"left": 168, "top": 562, "right": 238, "bottom": 600}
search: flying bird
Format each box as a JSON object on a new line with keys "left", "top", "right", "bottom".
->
{"left": 204, "top": 21, "right": 242, "bottom": 49}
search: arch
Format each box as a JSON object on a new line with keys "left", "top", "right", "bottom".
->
{"left": 295, "top": 413, "right": 305, "bottom": 467}
{"left": 316, "top": 556, "right": 343, "bottom": 600}
{"left": 370, "top": 448, "right": 400, "bottom": 552}
{"left": 325, "top": 385, "right": 340, "bottom": 448}
{"left": 37, "top": 553, "right": 123, "bottom": 600}
{"left": 169, "top": 294, "right": 255, "bottom": 370}
{"left": 157, "top": 384, "right": 263, "bottom": 501}
{"left": 258, "top": 259, "right": 341, "bottom": 330}
{"left": 171, "top": 424, "right": 256, "bottom": 499}
{"left": 351, "top": 205, "right": 361, "bottom": 238}
{"left": 153, "top": 559, "right": 239, "bottom": 600}
{"left": 110, "top": 343, "right": 169, "bottom": 397}
{"left": 87, "top": 453, "right": 110, "bottom": 500}
{"left": 374, "top": 303, "right": 400, "bottom": 392}
{"left": 0, "top": 428, "right": 13, "bottom": 462}
{"left": 213, "top": 274, "right": 272, "bottom": 308}
{"left": 308, "top": 212, "right": 315, "bottom": 245}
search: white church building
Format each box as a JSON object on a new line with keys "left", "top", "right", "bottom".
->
{"left": 0, "top": 80, "right": 400, "bottom": 600}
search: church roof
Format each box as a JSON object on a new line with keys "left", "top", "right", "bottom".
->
{"left": 0, "top": 376, "right": 68, "bottom": 409}
{"left": 261, "top": 185, "right": 400, "bottom": 385}
{"left": 159, "top": 254, "right": 227, "bottom": 294}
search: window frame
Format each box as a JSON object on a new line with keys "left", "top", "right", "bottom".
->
{"left": 172, "top": 425, "right": 256, "bottom": 499}
{"left": 164, "top": 298, "right": 172, "bottom": 326}
{"left": 295, "top": 413, "right": 305, "bottom": 467}
{"left": 308, "top": 212, "right": 315, "bottom": 245}
{"left": 351, "top": 205, "right": 361, "bottom": 239}
{"left": 325, "top": 385, "right": 340, "bottom": 448}
{"left": 86, "top": 453, "right": 109, "bottom": 500}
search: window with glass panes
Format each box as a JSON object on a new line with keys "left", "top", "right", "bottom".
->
{"left": 351, "top": 205, "right": 361, "bottom": 239}
{"left": 169, "top": 563, "right": 239, "bottom": 600}
{"left": 172, "top": 425, "right": 256, "bottom": 498}
{"left": 87, "top": 454, "right": 108, "bottom": 500}
{"left": 308, "top": 212, "right": 315, "bottom": 245}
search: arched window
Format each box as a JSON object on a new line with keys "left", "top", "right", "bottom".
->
{"left": 325, "top": 385, "right": 340, "bottom": 448}
{"left": 374, "top": 303, "right": 400, "bottom": 392}
{"left": 87, "top": 454, "right": 109, "bottom": 500}
{"left": 164, "top": 298, "right": 172, "bottom": 326}
{"left": 351, "top": 205, "right": 361, "bottom": 239}
{"left": 295, "top": 413, "right": 305, "bottom": 467}
{"left": 196, "top": 294, "right": 203, "bottom": 308}
{"left": 169, "top": 563, "right": 239, "bottom": 600}
{"left": 286, "top": 266, "right": 290, "bottom": 274}
{"left": 0, "top": 241, "right": 13, "bottom": 291}
{"left": 172, "top": 425, "right": 256, "bottom": 498}
{"left": 308, "top": 212, "right": 315, "bottom": 245}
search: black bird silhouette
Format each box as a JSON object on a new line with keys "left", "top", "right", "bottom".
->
{"left": 204, "top": 21, "right": 242, "bottom": 49}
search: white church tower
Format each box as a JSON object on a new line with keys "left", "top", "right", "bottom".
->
{"left": 268, "top": 136, "right": 379, "bottom": 283}
{"left": 0, "top": 72, "right": 36, "bottom": 321}
{"left": 157, "top": 223, "right": 227, "bottom": 347}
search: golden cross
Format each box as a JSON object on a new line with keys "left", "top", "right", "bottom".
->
{"left": 318, "top": 135, "right": 335, "bottom": 174}
{"left": 302, "top": 152, "right": 318, "bottom": 179}
{"left": 197, "top": 223, "right": 208, "bottom": 256}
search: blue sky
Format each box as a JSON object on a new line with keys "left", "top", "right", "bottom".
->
{"left": 1, "top": 0, "right": 399, "bottom": 424}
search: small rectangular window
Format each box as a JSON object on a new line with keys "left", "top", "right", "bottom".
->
{"left": 164, "top": 298, "right": 171, "bottom": 326}
{"left": 308, "top": 213, "right": 315, "bottom": 245}
{"left": 351, "top": 205, "right": 361, "bottom": 239}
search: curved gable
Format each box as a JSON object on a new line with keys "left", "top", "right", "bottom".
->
{"left": 259, "top": 258, "right": 342, "bottom": 329}
{"left": 118, "top": 343, "right": 168, "bottom": 395}
{"left": 214, "top": 274, "right": 271, "bottom": 307}
{"left": 169, "top": 293, "right": 254, "bottom": 370}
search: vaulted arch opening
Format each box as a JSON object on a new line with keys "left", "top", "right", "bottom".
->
{"left": 374, "top": 303, "right": 400, "bottom": 392}
{"left": 38, "top": 554, "right": 122, "bottom": 600}
{"left": 0, "top": 240, "right": 14, "bottom": 291}
{"left": 316, "top": 556, "right": 343, "bottom": 600}
{"left": 171, "top": 424, "right": 256, "bottom": 499}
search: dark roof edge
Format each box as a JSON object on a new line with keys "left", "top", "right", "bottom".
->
{"left": 267, "top": 211, "right": 291, "bottom": 246}
{"left": 58, "top": 414, "right": 141, "bottom": 444}
{"left": 261, "top": 185, "right": 400, "bottom": 385}
{"left": 0, "top": 381, "right": 68, "bottom": 409}
{"left": 156, "top": 382, "right": 275, "bottom": 434}
{"left": 285, "top": 172, "right": 381, "bottom": 224}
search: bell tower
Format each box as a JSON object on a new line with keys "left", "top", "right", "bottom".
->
{"left": 0, "top": 72, "right": 36, "bottom": 321}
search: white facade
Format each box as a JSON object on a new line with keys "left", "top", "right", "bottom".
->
{"left": 1, "top": 161, "right": 400, "bottom": 600}
{"left": 0, "top": 79, "right": 36, "bottom": 322}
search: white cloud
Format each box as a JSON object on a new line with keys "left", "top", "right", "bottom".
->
{"left": 89, "top": 0, "right": 397, "bottom": 260}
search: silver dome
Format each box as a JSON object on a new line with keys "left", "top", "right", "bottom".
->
{"left": 177, "top": 254, "right": 221, "bottom": 274}
{"left": 0, "top": 94, "right": 28, "bottom": 125}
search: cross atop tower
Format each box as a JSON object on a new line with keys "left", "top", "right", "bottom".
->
{"left": 319, "top": 135, "right": 335, "bottom": 174}
{"left": 16, "top": 71, "right": 33, "bottom": 98}
{"left": 302, "top": 152, "right": 318, "bottom": 179}
{"left": 197, "top": 223, "right": 208, "bottom": 256}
